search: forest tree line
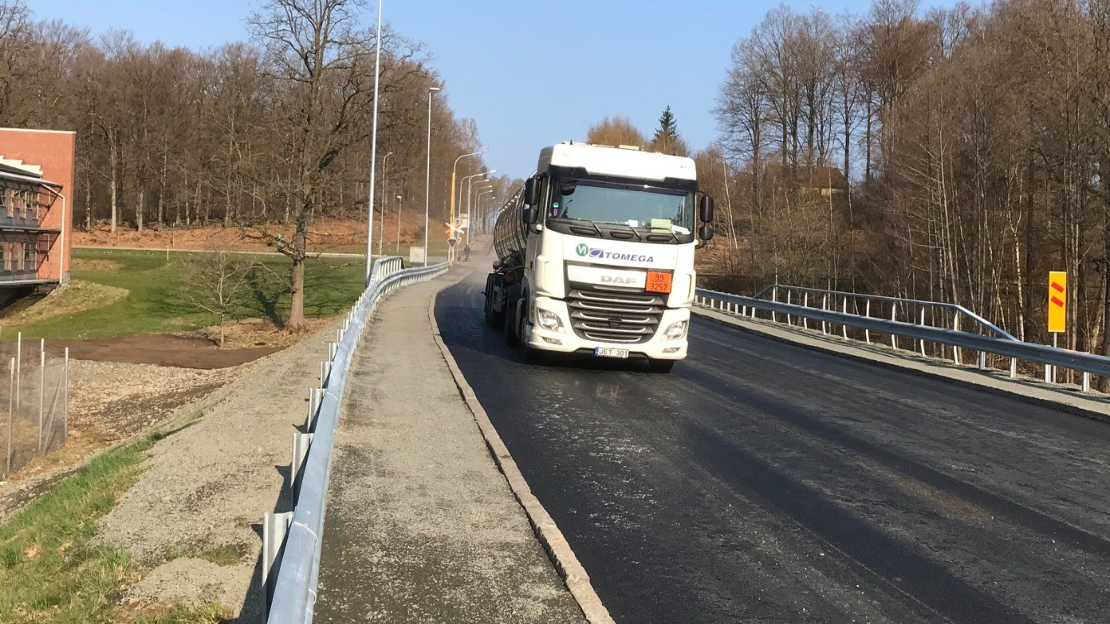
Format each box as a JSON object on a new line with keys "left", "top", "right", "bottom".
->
{"left": 0, "top": 0, "right": 503, "bottom": 237}
{"left": 0, "top": 0, "right": 509, "bottom": 325}
{"left": 709, "top": 0, "right": 1110, "bottom": 358}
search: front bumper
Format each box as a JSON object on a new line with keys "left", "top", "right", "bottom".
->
{"left": 523, "top": 296, "right": 689, "bottom": 360}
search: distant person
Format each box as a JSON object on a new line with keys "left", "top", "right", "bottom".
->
{"left": 463, "top": 243, "right": 471, "bottom": 262}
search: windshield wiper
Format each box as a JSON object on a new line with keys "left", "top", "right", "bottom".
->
{"left": 599, "top": 222, "right": 644, "bottom": 241}
{"left": 562, "top": 216, "right": 604, "bottom": 238}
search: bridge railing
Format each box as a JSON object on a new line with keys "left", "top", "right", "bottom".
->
{"left": 695, "top": 285, "right": 1110, "bottom": 393}
{"left": 263, "top": 256, "right": 449, "bottom": 624}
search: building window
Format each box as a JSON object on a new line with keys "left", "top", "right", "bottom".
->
{"left": 23, "top": 241, "right": 35, "bottom": 271}
{"left": 4, "top": 188, "right": 13, "bottom": 218}
{"left": 2, "top": 242, "right": 8, "bottom": 272}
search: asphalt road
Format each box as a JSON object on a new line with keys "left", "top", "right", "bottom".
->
{"left": 435, "top": 264, "right": 1110, "bottom": 623}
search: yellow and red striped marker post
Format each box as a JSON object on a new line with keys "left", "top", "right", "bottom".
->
{"left": 1048, "top": 271, "right": 1066, "bottom": 334}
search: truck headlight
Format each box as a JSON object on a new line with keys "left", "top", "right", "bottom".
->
{"left": 662, "top": 320, "right": 688, "bottom": 340}
{"left": 536, "top": 308, "right": 565, "bottom": 333}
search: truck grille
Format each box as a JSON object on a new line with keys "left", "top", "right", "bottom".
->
{"left": 566, "top": 287, "right": 665, "bottom": 344}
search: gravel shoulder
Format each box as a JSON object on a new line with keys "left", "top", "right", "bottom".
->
{"left": 314, "top": 270, "right": 586, "bottom": 623}
{"left": 95, "top": 319, "right": 340, "bottom": 620}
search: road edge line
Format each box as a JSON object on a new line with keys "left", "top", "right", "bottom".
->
{"left": 693, "top": 307, "right": 1110, "bottom": 426}
{"left": 428, "top": 289, "right": 615, "bottom": 624}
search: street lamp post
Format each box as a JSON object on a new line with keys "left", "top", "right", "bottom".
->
{"left": 378, "top": 151, "right": 393, "bottom": 258}
{"left": 424, "top": 86, "right": 440, "bottom": 266}
{"left": 395, "top": 194, "right": 403, "bottom": 251}
{"left": 451, "top": 149, "right": 486, "bottom": 229}
{"left": 472, "top": 190, "right": 494, "bottom": 245}
{"left": 466, "top": 174, "right": 494, "bottom": 228}
{"left": 366, "top": 0, "right": 385, "bottom": 280}
{"left": 468, "top": 180, "right": 493, "bottom": 239}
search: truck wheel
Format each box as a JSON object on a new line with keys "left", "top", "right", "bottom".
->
{"left": 484, "top": 278, "right": 503, "bottom": 328}
{"left": 503, "top": 285, "right": 521, "bottom": 346}
{"left": 648, "top": 359, "right": 675, "bottom": 373}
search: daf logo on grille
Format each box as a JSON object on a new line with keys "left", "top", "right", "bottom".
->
{"left": 601, "top": 275, "right": 635, "bottom": 285}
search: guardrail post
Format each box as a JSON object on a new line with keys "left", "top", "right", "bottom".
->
{"left": 1045, "top": 363, "right": 1052, "bottom": 384}
{"left": 978, "top": 351, "right": 986, "bottom": 371}
{"left": 1010, "top": 358, "right": 1018, "bottom": 379}
{"left": 1083, "top": 371, "right": 1091, "bottom": 393}
{"left": 786, "top": 291, "right": 792, "bottom": 325}
{"left": 890, "top": 304, "right": 898, "bottom": 350}
{"left": 864, "top": 300, "right": 871, "bottom": 344}
{"left": 291, "top": 432, "right": 313, "bottom": 498}
{"left": 841, "top": 297, "right": 848, "bottom": 339}
{"left": 262, "top": 511, "right": 294, "bottom": 621}
{"left": 952, "top": 311, "right": 962, "bottom": 364}
{"left": 321, "top": 361, "right": 331, "bottom": 387}
{"left": 771, "top": 287, "right": 778, "bottom": 323}
{"left": 802, "top": 292, "right": 809, "bottom": 329}
{"left": 919, "top": 307, "right": 927, "bottom": 356}
{"left": 306, "top": 388, "right": 320, "bottom": 431}
{"left": 329, "top": 342, "right": 338, "bottom": 360}
{"left": 820, "top": 294, "right": 828, "bottom": 335}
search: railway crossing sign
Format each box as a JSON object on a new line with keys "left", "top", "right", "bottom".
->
{"left": 1048, "top": 271, "right": 1066, "bottom": 333}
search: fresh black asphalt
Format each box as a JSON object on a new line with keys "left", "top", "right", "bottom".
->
{"left": 435, "top": 267, "right": 1110, "bottom": 623}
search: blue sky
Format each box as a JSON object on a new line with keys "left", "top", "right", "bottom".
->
{"left": 35, "top": 0, "right": 904, "bottom": 179}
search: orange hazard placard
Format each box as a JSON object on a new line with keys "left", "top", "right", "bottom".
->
{"left": 646, "top": 271, "right": 673, "bottom": 294}
{"left": 1048, "top": 271, "right": 1066, "bottom": 333}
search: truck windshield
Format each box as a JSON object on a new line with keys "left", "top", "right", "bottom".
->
{"left": 550, "top": 180, "right": 694, "bottom": 234}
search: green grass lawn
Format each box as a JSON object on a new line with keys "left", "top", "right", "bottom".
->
{"left": 8, "top": 249, "right": 367, "bottom": 340}
{"left": 0, "top": 434, "right": 227, "bottom": 623}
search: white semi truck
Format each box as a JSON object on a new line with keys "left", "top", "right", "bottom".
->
{"left": 483, "top": 142, "right": 715, "bottom": 372}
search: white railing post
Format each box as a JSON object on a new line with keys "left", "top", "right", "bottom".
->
{"left": 919, "top": 307, "right": 927, "bottom": 356}
{"left": 802, "top": 292, "right": 809, "bottom": 329}
{"left": 841, "top": 296, "right": 848, "bottom": 339}
{"left": 864, "top": 300, "right": 871, "bottom": 344}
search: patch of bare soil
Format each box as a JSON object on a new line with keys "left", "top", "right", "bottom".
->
{"left": 47, "top": 334, "right": 283, "bottom": 369}
{"left": 0, "top": 280, "right": 128, "bottom": 325}
{"left": 196, "top": 317, "right": 333, "bottom": 350}
{"left": 0, "top": 358, "right": 247, "bottom": 520}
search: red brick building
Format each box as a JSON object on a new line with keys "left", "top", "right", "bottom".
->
{"left": 0, "top": 128, "right": 75, "bottom": 288}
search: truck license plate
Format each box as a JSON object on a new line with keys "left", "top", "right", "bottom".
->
{"left": 594, "top": 347, "right": 629, "bottom": 359}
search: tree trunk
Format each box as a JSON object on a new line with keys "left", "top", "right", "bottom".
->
{"left": 158, "top": 150, "right": 167, "bottom": 226}
{"left": 288, "top": 220, "right": 307, "bottom": 328}
{"left": 109, "top": 136, "right": 119, "bottom": 234}
{"left": 137, "top": 186, "right": 145, "bottom": 233}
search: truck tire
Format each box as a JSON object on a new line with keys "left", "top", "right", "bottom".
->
{"left": 503, "top": 285, "right": 521, "bottom": 346}
{"left": 484, "top": 276, "right": 504, "bottom": 328}
{"left": 648, "top": 358, "right": 675, "bottom": 373}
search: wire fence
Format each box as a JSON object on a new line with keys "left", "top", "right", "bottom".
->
{"left": 1, "top": 332, "right": 68, "bottom": 478}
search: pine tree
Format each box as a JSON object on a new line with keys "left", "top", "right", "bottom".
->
{"left": 650, "top": 106, "right": 686, "bottom": 156}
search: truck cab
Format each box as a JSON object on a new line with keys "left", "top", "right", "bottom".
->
{"left": 485, "top": 142, "right": 714, "bottom": 372}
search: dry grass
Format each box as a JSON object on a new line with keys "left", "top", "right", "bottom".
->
{"left": 1, "top": 280, "right": 128, "bottom": 327}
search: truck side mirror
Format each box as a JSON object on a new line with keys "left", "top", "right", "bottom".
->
{"left": 699, "top": 224, "right": 714, "bottom": 242}
{"left": 699, "top": 195, "right": 715, "bottom": 223}
{"left": 524, "top": 178, "right": 540, "bottom": 206}
{"left": 522, "top": 206, "right": 539, "bottom": 225}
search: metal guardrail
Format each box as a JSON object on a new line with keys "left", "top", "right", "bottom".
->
{"left": 264, "top": 256, "right": 449, "bottom": 624}
{"left": 756, "top": 285, "right": 1016, "bottom": 340}
{"left": 696, "top": 286, "right": 1110, "bottom": 392}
